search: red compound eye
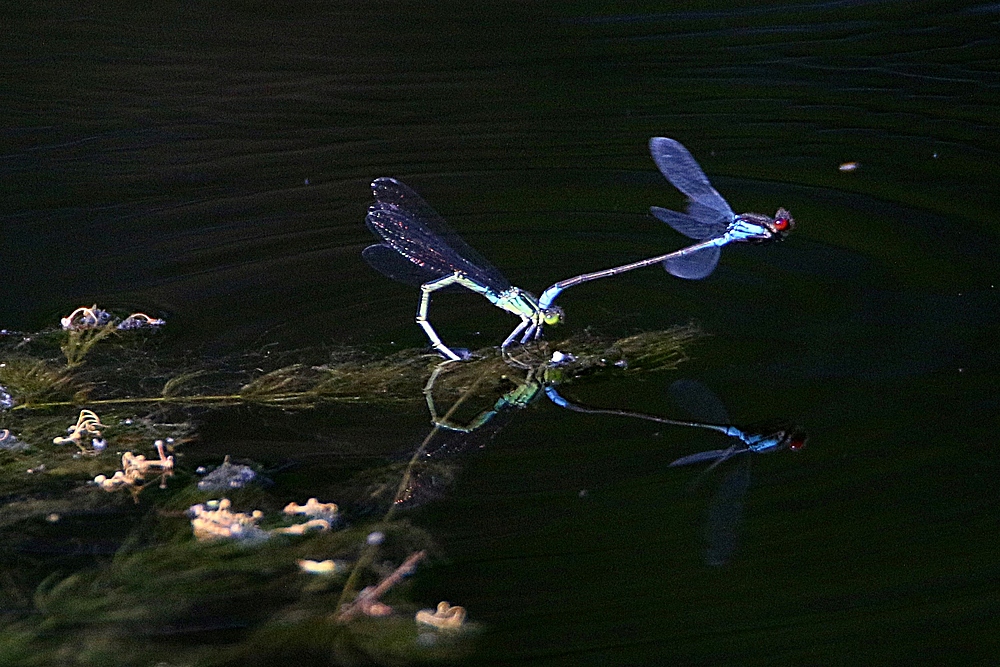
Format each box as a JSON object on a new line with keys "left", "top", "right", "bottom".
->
{"left": 787, "top": 434, "right": 806, "bottom": 451}
{"left": 773, "top": 217, "right": 789, "bottom": 231}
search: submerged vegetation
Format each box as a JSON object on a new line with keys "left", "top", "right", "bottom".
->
{"left": 0, "top": 312, "right": 699, "bottom": 666}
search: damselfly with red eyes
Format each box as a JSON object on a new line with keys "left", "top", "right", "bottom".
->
{"left": 539, "top": 137, "right": 794, "bottom": 310}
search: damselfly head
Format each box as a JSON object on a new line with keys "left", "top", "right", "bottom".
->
{"left": 746, "top": 423, "right": 806, "bottom": 453}
{"left": 542, "top": 306, "right": 565, "bottom": 326}
{"left": 784, "top": 429, "right": 807, "bottom": 451}
{"left": 736, "top": 212, "right": 791, "bottom": 244}
{"left": 770, "top": 208, "right": 794, "bottom": 236}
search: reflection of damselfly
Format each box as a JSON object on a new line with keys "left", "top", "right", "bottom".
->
{"left": 424, "top": 360, "right": 549, "bottom": 434}
{"left": 547, "top": 379, "right": 805, "bottom": 565}
{"left": 363, "top": 178, "right": 563, "bottom": 361}
{"left": 383, "top": 360, "right": 554, "bottom": 509}
{"left": 539, "top": 138, "right": 794, "bottom": 310}
{"left": 546, "top": 381, "right": 805, "bottom": 468}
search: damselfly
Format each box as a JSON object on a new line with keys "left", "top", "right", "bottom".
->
{"left": 539, "top": 137, "right": 794, "bottom": 310}
{"left": 363, "top": 178, "right": 563, "bottom": 361}
{"left": 666, "top": 419, "right": 805, "bottom": 471}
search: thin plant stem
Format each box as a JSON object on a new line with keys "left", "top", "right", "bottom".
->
{"left": 335, "top": 365, "right": 490, "bottom": 618}
{"left": 10, "top": 392, "right": 390, "bottom": 411}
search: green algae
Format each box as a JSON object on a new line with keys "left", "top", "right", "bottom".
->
{"left": 0, "top": 321, "right": 699, "bottom": 666}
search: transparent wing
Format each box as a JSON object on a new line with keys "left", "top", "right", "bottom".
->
{"left": 367, "top": 178, "right": 511, "bottom": 293}
{"left": 650, "top": 206, "right": 725, "bottom": 240}
{"left": 649, "top": 137, "right": 735, "bottom": 227}
{"left": 362, "top": 244, "right": 464, "bottom": 291}
{"left": 663, "top": 246, "right": 721, "bottom": 280}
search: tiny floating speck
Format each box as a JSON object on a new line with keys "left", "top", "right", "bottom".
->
{"left": 838, "top": 161, "right": 860, "bottom": 172}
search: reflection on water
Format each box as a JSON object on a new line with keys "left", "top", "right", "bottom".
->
{"left": 5, "top": 0, "right": 1000, "bottom": 664}
{"left": 0, "top": 317, "right": 697, "bottom": 664}
{"left": 547, "top": 378, "right": 805, "bottom": 566}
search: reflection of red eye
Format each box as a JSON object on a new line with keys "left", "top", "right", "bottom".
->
{"left": 788, "top": 434, "right": 806, "bottom": 451}
{"left": 773, "top": 218, "right": 789, "bottom": 231}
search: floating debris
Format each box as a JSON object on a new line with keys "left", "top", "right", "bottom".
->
{"left": 284, "top": 497, "right": 339, "bottom": 521}
{"left": 116, "top": 312, "right": 166, "bottom": 330}
{"left": 94, "top": 440, "right": 175, "bottom": 494}
{"left": 338, "top": 550, "right": 427, "bottom": 622}
{"left": 60, "top": 305, "right": 113, "bottom": 330}
{"left": 297, "top": 559, "right": 344, "bottom": 575}
{"left": 416, "top": 602, "right": 467, "bottom": 630}
{"left": 0, "top": 384, "right": 13, "bottom": 410}
{"left": 189, "top": 498, "right": 268, "bottom": 542}
{"left": 838, "top": 161, "right": 860, "bottom": 172}
{"left": 93, "top": 470, "right": 133, "bottom": 491}
{"left": 272, "top": 498, "right": 337, "bottom": 535}
{"left": 549, "top": 350, "right": 575, "bottom": 366}
{"left": 52, "top": 409, "right": 106, "bottom": 454}
{"left": 272, "top": 519, "right": 331, "bottom": 535}
{"left": 188, "top": 496, "right": 339, "bottom": 541}
{"left": 197, "top": 456, "right": 256, "bottom": 490}
{"left": 362, "top": 599, "right": 394, "bottom": 617}
{"left": 60, "top": 305, "right": 164, "bottom": 331}
{"left": 0, "top": 429, "right": 27, "bottom": 452}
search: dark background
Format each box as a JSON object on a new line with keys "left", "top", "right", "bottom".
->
{"left": 5, "top": 1, "right": 1000, "bottom": 664}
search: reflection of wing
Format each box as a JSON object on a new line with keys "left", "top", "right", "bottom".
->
{"left": 668, "top": 379, "right": 731, "bottom": 424}
{"left": 669, "top": 448, "right": 733, "bottom": 466}
{"left": 365, "top": 178, "right": 511, "bottom": 293}
{"left": 649, "top": 138, "right": 735, "bottom": 226}
{"left": 703, "top": 461, "right": 751, "bottom": 566}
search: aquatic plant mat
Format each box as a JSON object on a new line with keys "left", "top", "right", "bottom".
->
{"left": 0, "top": 324, "right": 698, "bottom": 666}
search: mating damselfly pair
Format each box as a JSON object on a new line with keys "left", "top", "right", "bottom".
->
{"left": 363, "top": 138, "right": 795, "bottom": 361}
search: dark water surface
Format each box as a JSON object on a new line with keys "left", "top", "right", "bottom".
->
{"left": 5, "top": 1, "right": 1000, "bottom": 664}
